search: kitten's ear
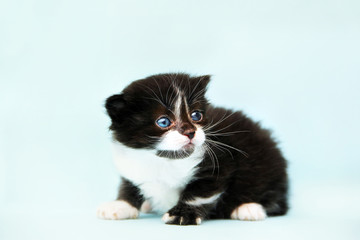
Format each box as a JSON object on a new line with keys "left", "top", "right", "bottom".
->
{"left": 105, "top": 93, "right": 126, "bottom": 121}
{"left": 193, "top": 75, "right": 211, "bottom": 89}
{"left": 192, "top": 75, "right": 211, "bottom": 90}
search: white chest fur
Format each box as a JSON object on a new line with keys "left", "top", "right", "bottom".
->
{"left": 112, "top": 142, "right": 205, "bottom": 213}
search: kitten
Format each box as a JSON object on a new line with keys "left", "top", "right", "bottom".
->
{"left": 97, "top": 73, "right": 288, "bottom": 225}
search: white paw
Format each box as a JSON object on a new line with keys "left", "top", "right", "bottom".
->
{"left": 195, "top": 217, "right": 202, "bottom": 225}
{"left": 96, "top": 200, "right": 139, "bottom": 220}
{"left": 231, "top": 203, "right": 267, "bottom": 221}
{"left": 161, "top": 213, "right": 175, "bottom": 223}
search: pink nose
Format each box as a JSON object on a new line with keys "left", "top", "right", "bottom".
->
{"left": 184, "top": 131, "right": 195, "bottom": 140}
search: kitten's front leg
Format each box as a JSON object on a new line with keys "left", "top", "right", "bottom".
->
{"left": 162, "top": 203, "right": 205, "bottom": 225}
{"left": 162, "top": 179, "right": 223, "bottom": 225}
{"left": 97, "top": 178, "right": 144, "bottom": 220}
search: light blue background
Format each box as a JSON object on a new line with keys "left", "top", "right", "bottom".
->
{"left": 1, "top": 0, "right": 359, "bottom": 239}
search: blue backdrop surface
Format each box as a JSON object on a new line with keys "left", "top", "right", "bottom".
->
{"left": 1, "top": 0, "right": 359, "bottom": 239}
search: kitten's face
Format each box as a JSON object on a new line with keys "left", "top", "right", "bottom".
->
{"left": 106, "top": 74, "right": 210, "bottom": 159}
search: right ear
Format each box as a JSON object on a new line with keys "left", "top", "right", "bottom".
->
{"left": 105, "top": 93, "right": 126, "bottom": 121}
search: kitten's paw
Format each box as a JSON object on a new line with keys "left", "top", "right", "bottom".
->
{"left": 162, "top": 206, "right": 202, "bottom": 225}
{"left": 162, "top": 213, "right": 202, "bottom": 225}
{"left": 231, "top": 203, "right": 267, "bottom": 221}
{"left": 96, "top": 200, "right": 139, "bottom": 220}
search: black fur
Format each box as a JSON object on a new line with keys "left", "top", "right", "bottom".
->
{"left": 117, "top": 178, "right": 145, "bottom": 209}
{"left": 106, "top": 73, "right": 288, "bottom": 225}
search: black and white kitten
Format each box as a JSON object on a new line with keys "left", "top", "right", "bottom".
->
{"left": 97, "top": 73, "right": 288, "bottom": 225}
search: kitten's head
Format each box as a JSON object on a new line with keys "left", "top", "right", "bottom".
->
{"left": 105, "top": 73, "right": 210, "bottom": 159}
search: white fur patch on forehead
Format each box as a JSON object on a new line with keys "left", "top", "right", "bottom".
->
{"left": 174, "top": 89, "right": 182, "bottom": 120}
{"left": 183, "top": 95, "right": 191, "bottom": 118}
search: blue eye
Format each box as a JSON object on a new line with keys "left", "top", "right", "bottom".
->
{"left": 156, "top": 117, "right": 172, "bottom": 128}
{"left": 191, "top": 111, "right": 202, "bottom": 121}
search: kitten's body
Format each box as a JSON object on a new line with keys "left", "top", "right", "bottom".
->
{"left": 112, "top": 141, "right": 204, "bottom": 213}
{"left": 97, "top": 73, "right": 288, "bottom": 225}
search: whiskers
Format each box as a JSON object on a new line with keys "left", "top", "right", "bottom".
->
{"left": 206, "top": 130, "right": 250, "bottom": 137}
{"left": 205, "top": 139, "right": 249, "bottom": 158}
{"left": 145, "top": 135, "right": 161, "bottom": 145}
{"left": 201, "top": 136, "right": 249, "bottom": 178}
{"left": 200, "top": 112, "right": 251, "bottom": 176}
{"left": 202, "top": 142, "right": 220, "bottom": 177}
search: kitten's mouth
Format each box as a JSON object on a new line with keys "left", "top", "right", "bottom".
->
{"left": 183, "top": 143, "right": 195, "bottom": 150}
{"left": 156, "top": 144, "right": 195, "bottom": 159}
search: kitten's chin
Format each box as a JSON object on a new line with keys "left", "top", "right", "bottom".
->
{"left": 183, "top": 143, "right": 195, "bottom": 151}
{"left": 155, "top": 143, "right": 197, "bottom": 160}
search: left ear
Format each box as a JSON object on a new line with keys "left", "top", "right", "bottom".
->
{"left": 105, "top": 93, "right": 127, "bottom": 122}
